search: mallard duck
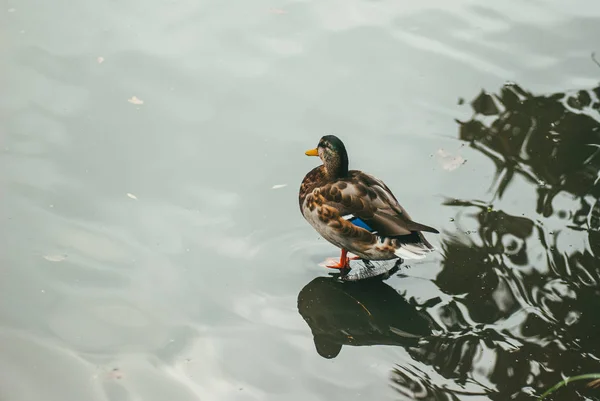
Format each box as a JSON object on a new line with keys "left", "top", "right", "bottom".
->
{"left": 299, "top": 135, "right": 439, "bottom": 269}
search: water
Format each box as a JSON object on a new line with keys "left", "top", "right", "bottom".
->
{"left": 2, "top": 1, "right": 600, "bottom": 400}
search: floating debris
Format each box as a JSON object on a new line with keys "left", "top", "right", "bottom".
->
{"left": 588, "top": 378, "right": 600, "bottom": 389}
{"left": 44, "top": 254, "right": 67, "bottom": 262}
{"left": 107, "top": 368, "right": 124, "bottom": 380}
{"left": 127, "top": 96, "right": 144, "bottom": 105}
{"left": 435, "top": 148, "right": 466, "bottom": 171}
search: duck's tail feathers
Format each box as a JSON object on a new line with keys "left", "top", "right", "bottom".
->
{"left": 394, "top": 243, "right": 434, "bottom": 260}
{"left": 393, "top": 232, "right": 435, "bottom": 260}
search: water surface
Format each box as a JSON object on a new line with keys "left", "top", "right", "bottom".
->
{"left": 2, "top": 1, "right": 600, "bottom": 400}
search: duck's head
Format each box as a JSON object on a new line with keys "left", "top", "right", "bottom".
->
{"left": 305, "top": 135, "right": 349, "bottom": 179}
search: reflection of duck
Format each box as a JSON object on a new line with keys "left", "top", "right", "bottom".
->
{"left": 297, "top": 276, "right": 437, "bottom": 358}
{"left": 299, "top": 135, "right": 439, "bottom": 270}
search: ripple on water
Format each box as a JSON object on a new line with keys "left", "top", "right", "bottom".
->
{"left": 0, "top": 329, "right": 106, "bottom": 401}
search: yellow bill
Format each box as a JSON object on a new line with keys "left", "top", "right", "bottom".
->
{"left": 305, "top": 148, "right": 319, "bottom": 156}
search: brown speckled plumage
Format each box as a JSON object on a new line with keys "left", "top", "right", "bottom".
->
{"left": 300, "top": 135, "right": 439, "bottom": 262}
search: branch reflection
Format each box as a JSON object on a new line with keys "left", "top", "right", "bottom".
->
{"left": 458, "top": 82, "right": 600, "bottom": 216}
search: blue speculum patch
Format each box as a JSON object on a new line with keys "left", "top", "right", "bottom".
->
{"left": 348, "top": 216, "right": 375, "bottom": 232}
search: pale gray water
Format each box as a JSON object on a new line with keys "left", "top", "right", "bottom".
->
{"left": 2, "top": 1, "right": 600, "bottom": 400}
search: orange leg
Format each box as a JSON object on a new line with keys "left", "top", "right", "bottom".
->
{"left": 325, "top": 249, "right": 358, "bottom": 269}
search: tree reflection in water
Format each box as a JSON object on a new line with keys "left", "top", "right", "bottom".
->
{"left": 297, "top": 83, "right": 600, "bottom": 400}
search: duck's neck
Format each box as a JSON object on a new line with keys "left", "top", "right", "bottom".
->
{"left": 324, "top": 152, "right": 349, "bottom": 180}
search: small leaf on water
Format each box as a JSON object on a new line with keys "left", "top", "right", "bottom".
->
{"left": 44, "top": 254, "right": 67, "bottom": 262}
{"left": 435, "top": 149, "right": 466, "bottom": 171}
{"left": 128, "top": 96, "right": 144, "bottom": 105}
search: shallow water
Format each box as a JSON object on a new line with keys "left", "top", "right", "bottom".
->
{"left": 2, "top": 1, "right": 600, "bottom": 400}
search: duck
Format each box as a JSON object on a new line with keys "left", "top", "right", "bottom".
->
{"left": 299, "top": 135, "right": 439, "bottom": 269}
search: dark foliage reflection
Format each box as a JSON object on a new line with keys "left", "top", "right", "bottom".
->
{"left": 458, "top": 83, "right": 600, "bottom": 215}
{"left": 298, "top": 82, "right": 600, "bottom": 400}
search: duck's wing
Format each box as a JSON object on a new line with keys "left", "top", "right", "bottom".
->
{"left": 316, "top": 171, "right": 439, "bottom": 237}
